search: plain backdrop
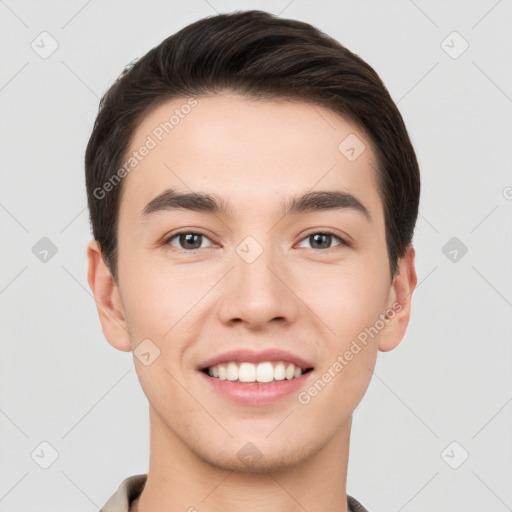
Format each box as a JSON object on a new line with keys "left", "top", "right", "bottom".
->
{"left": 1, "top": 1, "right": 511, "bottom": 511}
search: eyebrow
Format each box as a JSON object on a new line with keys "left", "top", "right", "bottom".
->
{"left": 141, "top": 188, "right": 372, "bottom": 223}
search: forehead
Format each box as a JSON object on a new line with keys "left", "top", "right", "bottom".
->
{"left": 119, "top": 93, "right": 383, "bottom": 225}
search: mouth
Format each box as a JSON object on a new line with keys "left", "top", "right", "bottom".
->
{"left": 196, "top": 348, "right": 315, "bottom": 405}
{"left": 198, "top": 360, "right": 315, "bottom": 406}
{"left": 200, "top": 361, "right": 314, "bottom": 384}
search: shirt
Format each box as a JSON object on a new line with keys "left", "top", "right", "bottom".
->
{"left": 100, "top": 474, "right": 370, "bottom": 512}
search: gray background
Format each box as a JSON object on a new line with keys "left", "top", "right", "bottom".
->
{"left": 1, "top": 0, "right": 511, "bottom": 510}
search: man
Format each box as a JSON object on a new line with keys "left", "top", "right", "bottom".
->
{"left": 86, "top": 10, "right": 419, "bottom": 512}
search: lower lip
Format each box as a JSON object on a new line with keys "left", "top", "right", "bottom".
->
{"left": 198, "top": 370, "right": 314, "bottom": 406}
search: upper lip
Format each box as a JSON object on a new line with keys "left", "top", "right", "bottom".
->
{"left": 197, "top": 348, "right": 315, "bottom": 371}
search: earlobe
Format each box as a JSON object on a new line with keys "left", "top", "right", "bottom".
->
{"left": 378, "top": 245, "right": 418, "bottom": 353}
{"left": 86, "top": 239, "right": 132, "bottom": 352}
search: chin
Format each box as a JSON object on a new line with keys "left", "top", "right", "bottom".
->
{"left": 196, "top": 437, "right": 317, "bottom": 473}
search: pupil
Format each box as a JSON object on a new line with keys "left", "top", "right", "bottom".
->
{"left": 311, "top": 233, "right": 331, "bottom": 249}
{"left": 181, "top": 233, "right": 201, "bottom": 249}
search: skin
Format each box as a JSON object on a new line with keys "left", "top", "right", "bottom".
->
{"left": 87, "top": 93, "right": 417, "bottom": 512}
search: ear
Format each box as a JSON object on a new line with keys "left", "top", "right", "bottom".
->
{"left": 86, "top": 239, "right": 132, "bottom": 352}
{"left": 378, "top": 245, "right": 418, "bottom": 352}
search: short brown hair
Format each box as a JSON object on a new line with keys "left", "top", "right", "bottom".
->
{"left": 85, "top": 9, "right": 420, "bottom": 283}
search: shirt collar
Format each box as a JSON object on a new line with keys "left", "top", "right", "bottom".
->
{"left": 100, "top": 474, "right": 370, "bottom": 512}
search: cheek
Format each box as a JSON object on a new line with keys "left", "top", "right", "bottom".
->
{"left": 300, "top": 258, "right": 389, "bottom": 341}
{"left": 118, "top": 240, "right": 172, "bottom": 322}
{"left": 121, "top": 271, "right": 162, "bottom": 330}
{"left": 119, "top": 257, "right": 214, "bottom": 354}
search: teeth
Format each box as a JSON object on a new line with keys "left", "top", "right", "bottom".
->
{"left": 207, "top": 361, "right": 308, "bottom": 383}
{"left": 239, "top": 362, "right": 256, "bottom": 382}
{"left": 226, "top": 362, "right": 238, "bottom": 381}
{"left": 256, "top": 362, "right": 273, "bottom": 383}
{"left": 274, "top": 362, "right": 286, "bottom": 381}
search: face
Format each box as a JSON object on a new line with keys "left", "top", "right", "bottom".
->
{"left": 89, "top": 93, "right": 416, "bottom": 472}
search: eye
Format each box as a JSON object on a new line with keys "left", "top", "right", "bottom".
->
{"left": 296, "top": 231, "right": 349, "bottom": 250}
{"left": 164, "top": 231, "right": 214, "bottom": 251}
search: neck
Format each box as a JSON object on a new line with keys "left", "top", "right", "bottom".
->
{"left": 133, "top": 407, "right": 353, "bottom": 512}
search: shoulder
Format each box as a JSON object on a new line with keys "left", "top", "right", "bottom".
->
{"left": 347, "top": 494, "right": 370, "bottom": 512}
{"left": 100, "top": 474, "right": 147, "bottom": 512}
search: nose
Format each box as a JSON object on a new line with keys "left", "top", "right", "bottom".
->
{"left": 216, "top": 240, "right": 301, "bottom": 330}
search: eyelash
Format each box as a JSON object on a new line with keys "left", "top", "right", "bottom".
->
{"left": 162, "top": 230, "right": 350, "bottom": 252}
